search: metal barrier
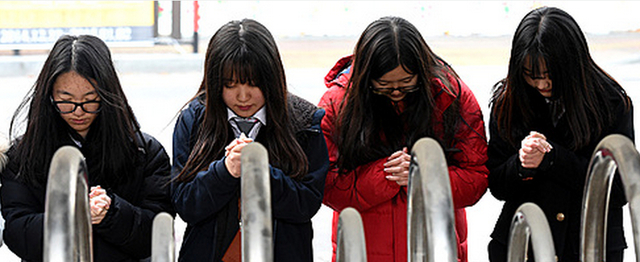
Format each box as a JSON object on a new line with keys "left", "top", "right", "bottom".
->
{"left": 507, "top": 203, "right": 556, "bottom": 262}
{"left": 152, "top": 212, "right": 175, "bottom": 262}
{"left": 43, "top": 146, "right": 93, "bottom": 262}
{"left": 580, "top": 134, "right": 640, "bottom": 262}
{"left": 407, "top": 137, "right": 457, "bottom": 262}
{"left": 336, "top": 207, "right": 367, "bottom": 262}
{"left": 241, "top": 142, "right": 273, "bottom": 262}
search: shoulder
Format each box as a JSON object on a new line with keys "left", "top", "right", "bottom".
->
{"left": 318, "top": 84, "right": 347, "bottom": 113}
{"left": 324, "top": 55, "right": 353, "bottom": 89}
{"left": 432, "top": 72, "right": 480, "bottom": 111}
{"left": 136, "top": 132, "right": 169, "bottom": 159}
{"left": 288, "top": 93, "right": 321, "bottom": 132}
{"left": 180, "top": 97, "right": 206, "bottom": 123}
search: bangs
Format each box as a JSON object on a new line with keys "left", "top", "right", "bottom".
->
{"left": 523, "top": 47, "right": 549, "bottom": 78}
{"left": 221, "top": 50, "right": 261, "bottom": 86}
{"left": 370, "top": 48, "right": 400, "bottom": 79}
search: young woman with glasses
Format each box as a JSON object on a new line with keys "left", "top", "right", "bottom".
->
{"left": 318, "top": 16, "right": 489, "bottom": 262}
{"left": 487, "top": 7, "right": 633, "bottom": 262}
{"left": 0, "top": 35, "right": 174, "bottom": 261}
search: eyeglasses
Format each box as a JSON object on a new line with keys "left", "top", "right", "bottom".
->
{"left": 51, "top": 97, "right": 102, "bottom": 114}
{"left": 369, "top": 83, "right": 421, "bottom": 95}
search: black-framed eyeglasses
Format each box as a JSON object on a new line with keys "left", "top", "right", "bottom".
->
{"left": 50, "top": 97, "right": 102, "bottom": 114}
{"left": 369, "top": 83, "right": 421, "bottom": 95}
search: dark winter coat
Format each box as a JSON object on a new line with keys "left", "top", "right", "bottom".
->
{"left": 487, "top": 81, "right": 634, "bottom": 260}
{"left": 0, "top": 131, "right": 174, "bottom": 262}
{"left": 171, "top": 93, "right": 329, "bottom": 262}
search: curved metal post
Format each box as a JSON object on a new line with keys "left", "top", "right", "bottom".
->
{"left": 407, "top": 137, "right": 457, "bottom": 262}
{"left": 152, "top": 212, "right": 175, "bottom": 262}
{"left": 43, "top": 146, "right": 92, "bottom": 262}
{"left": 507, "top": 203, "right": 556, "bottom": 262}
{"left": 336, "top": 207, "right": 367, "bottom": 262}
{"left": 580, "top": 134, "right": 640, "bottom": 262}
{"left": 241, "top": 142, "right": 272, "bottom": 262}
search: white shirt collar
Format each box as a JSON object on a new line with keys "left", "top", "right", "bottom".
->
{"left": 227, "top": 106, "right": 267, "bottom": 139}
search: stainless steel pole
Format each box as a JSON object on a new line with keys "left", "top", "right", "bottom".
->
{"left": 407, "top": 137, "right": 457, "bottom": 262}
{"left": 507, "top": 203, "right": 556, "bottom": 262}
{"left": 336, "top": 207, "right": 367, "bottom": 262}
{"left": 43, "top": 146, "right": 92, "bottom": 262}
{"left": 580, "top": 134, "right": 640, "bottom": 262}
{"left": 241, "top": 142, "right": 273, "bottom": 262}
{"left": 152, "top": 212, "right": 175, "bottom": 262}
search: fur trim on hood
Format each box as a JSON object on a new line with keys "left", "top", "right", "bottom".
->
{"left": 0, "top": 134, "right": 8, "bottom": 173}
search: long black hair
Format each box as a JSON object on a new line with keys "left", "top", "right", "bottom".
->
{"left": 175, "top": 19, "right": 308, "bottom": 182}
{"left": 335, "top": 16, "right": 461, "bottom": 172}
{"left": 490, "top": 7, "right": 630, "bottom": 150}
{"left": 9, "top": 35, "right": 140, "bottom": 187}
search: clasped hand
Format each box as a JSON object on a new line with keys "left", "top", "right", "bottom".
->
{"left": 224, "top": 133, "right": 254, "bottom": 178}
{"left": 519, "top": 131, "right": 553, "bottom": 169}
{"left": 384, "top": 147, "right": 411, "bottom": 186}
{"left": 89, "top": 185, "right": 111, "bottom": 225}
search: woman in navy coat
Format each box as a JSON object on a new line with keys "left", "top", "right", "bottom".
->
{"left": 171, "top": 19, "right": 329, "bottom": 262}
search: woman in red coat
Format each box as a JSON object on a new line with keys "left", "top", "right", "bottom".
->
{"left": 318, "top": 16, "right": 488, "bottom": 262}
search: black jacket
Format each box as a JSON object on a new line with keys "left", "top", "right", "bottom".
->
{"left": 487, "top": 84, "right": 634, "bottom": 260}
{"left": 0, "top": 131, "right": 174, "bottom": 262}
{"left": 171, "top": 93, "right": 329, "bottom": 262}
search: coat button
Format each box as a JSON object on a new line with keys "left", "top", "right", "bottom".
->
{"left": 556, "top": 213, "right": 565, "bottom": 222}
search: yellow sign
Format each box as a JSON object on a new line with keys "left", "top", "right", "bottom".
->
{"left": 0, "top": 1, "right": 154, "bottom": 28}
{"left": 0, "top": 1, "right": 154, "bottom": 46}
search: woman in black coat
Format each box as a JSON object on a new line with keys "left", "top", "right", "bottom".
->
{"left": 487, "top": 7, "right": 634, "bottom": 262}
{"left": 0, "top": 35, "right": 174, "bottom": 262}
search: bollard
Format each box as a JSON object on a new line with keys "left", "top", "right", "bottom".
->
{"left": 407, "top": 137, "right": 457, "bottom": 262}
{"left": 43, "top": 146, "right": 92, "bottom": 262}
{"left": 507, "top": 203, "right": 556, "bottom": 262}
{"left": 580, "top": 134, "right": 640, "bottom": 262}
{"left": 152, "top": 212, "right": 175, "bottom": 262}
{"left": 241, "top": 142, "right": 273, "bottom": 262}
{"left": 336, "top": 207, "right": 367, "bottom": 262}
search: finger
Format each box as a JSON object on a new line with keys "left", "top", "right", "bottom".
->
{"left": 521, "top": 145, "right": 536, "bottom": 154}
{"left": 403, "top": 152, "right": 411, "bottom": 162}
{"left": 384, "top": 156, "right": 402, "bottom": 167}
{"left": 385, "top": 174, "right": 403, "bottom": 181}
{"left": 529, "top": 131, "right": 547, "bottom": 140}
{"left": 523, "top": 139, "right": 548, "bottom": 153}
{"left": 540, "top": 140, "right": 553, "bottom": 152}
{"left": 388, "top": 150, "right": 404, "bottom": 160}
{"left": 384, "top": 166, "right": 404, "bottom": 174}
{"left": 231, "top": 142, "right": 248, "bottom": 153}
{"left": 225, "top": 139, "right": 240, "bottom": 151}
{"left": 395, "top": 179, "right": 409, "bottom": 186}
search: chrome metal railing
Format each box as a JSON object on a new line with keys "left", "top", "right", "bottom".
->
{"left": 241, "top": 142, "right": 273, "bottom": 262}
{"left": 581, "top": 134, "right": 640, "bottom": 262}
{"left": 507, "top": 203, "right": 556, "bottom": 262}
{"left": 336, "top": 207, "right": 367, "bottom": 262}
{"left": 43, "top": 146, "right": 92, "bottom": 262}
{"left": 407, "top": 137, "right": 457, "bottom": 262}
{"left": 152, "top": 212, "right": 175, "bottom": 262}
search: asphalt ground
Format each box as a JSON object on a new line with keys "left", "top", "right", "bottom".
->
{"left": 0, "top": 33, "right": 639, "bottom": 261}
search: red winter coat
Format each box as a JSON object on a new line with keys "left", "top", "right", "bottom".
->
{"left": 318, "top": 55, "right": 488, "bottom": 262}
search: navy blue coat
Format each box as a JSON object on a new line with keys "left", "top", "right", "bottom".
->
{"left": 171, "top": 94, "right": 329, "bottom": 262}
{"left": 1, "top": 131, "right": 174, "bottom": 262}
